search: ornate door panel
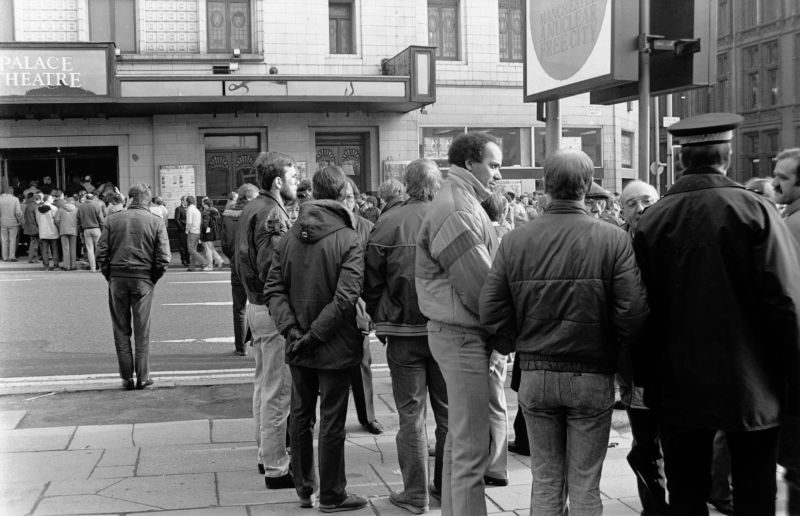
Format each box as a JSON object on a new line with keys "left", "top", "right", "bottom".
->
{"left": 315, "top": 137, "right": 366, "bottom": 193}
{"left": 205, "top": 150, "right": 258, "bottom": 207}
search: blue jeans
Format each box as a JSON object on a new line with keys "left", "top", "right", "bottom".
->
{"left": 427, "top": 321, "right": 491, "bottom": 516}
{"left": 386, "top": 335, "right": 448, "bottom": 505}
{"left": 107, "top": 277, "right": 154, "bottom": 382}
{"left": 289, "top": 365, "right": 351, "bottom": 506}
{"left": 230, "top": 262, "right": 248, "bottom": 353}
{"left": 249, "top": 303, "right": 291, "bottom": 478}
{"left": 519, "top": 370, "right": 614, "bottom": 516}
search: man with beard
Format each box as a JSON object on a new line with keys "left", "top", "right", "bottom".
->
{"left": 236, "top": 154, "right": 298, "bottom": 490}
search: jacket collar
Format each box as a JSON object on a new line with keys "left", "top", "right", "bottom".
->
{"left": 783, "top": 196, "right": 800, "bottom": 219}
{"left": 664, "top": 168, "right": 744, "bottom": 197}
{"left": 545, "top": 199, "right": 589, "bottom": 215}
{"left": 262, "top": 189, "right": 288, "bottom": 213}
{"left": 447, "top": 165, "right": 492, "bottom": 202}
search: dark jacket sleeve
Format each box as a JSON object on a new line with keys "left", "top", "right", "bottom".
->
{"left": 610, "top": 235, "right": 650, "bottom": 349}
{"left": 363, "top": 238, "right": 387, "bottom": 319}
{"left": 479, "top": 241, "right": 516, "bottom": 340}
{"left": 256, "top": 206, "right": 290, "bottom": 284}
{"left": 309, "top": 236, "right": 364, "bottom": 342}
{"left": 152, "top": 218, "right": 171, "bottom": 283}
{"left": 265, "top": 239, "right": 299, "bottom": 334}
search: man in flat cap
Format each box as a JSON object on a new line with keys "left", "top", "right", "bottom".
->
{"left": 631, "top": 113, "right": 800, "bottom": 515}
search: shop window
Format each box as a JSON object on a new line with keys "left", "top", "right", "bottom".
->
{"left": 207, "top": 0, "right": 251, "bottom": 53}
{"left": 421, "top": 127, "right": 464, "bottom": 168}
{"left": 534, "top": 127, "right": 602, "bottom": 168}
{"left": 90, "top": 0, "right": 136, "bottom": 52}
{"left": 329, "top": 0, "right": 354, "bottom": 54}
{"left": 420, "top": 127, "right": 531, "bottom": 168}
{"left": 499, "top": 0, "right": 522, "bottom": 62}
{"left": 621, "top": 131, "right": 634, "bottom": 169}
{"left": 428, "top": 0, "right": 459, "bottom": 60}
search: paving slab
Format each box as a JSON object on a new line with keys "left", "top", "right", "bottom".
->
{"left": 0, "top": 410, "right": 27, "bottom": 430}
{"left": 137, "top": 443, "right": 253, "bottom": 475}
{"left": 0, "top": 449, "right": 101, "bottom": 484}
{"left": 602, "top": 498, "right": 641, "bottom": 515}
{"left": 599, "top": 472, "right": 640, "bottom": 500}
{"left": 130, "top": 508, "right": 248, "bottom": 516}
{"left": 97, "top": 447, "right": 139, "bottom": 467}
{"left": 0, "top": 425, "right": 75, "bottom": 452}
{"left": 211, "top": 418, "right": 251, "bottom": 443}
{"left": 70, "top": 424, "right": 133, "bottom": 450}
{"left": 486, "top": 483, "right": 530, "bottom": 512}
{"left": 217, "top": 470, "right": 299, "bottom": 505}
{"left": 0, "top": 481, "right": 47, "bottom": 516}
{"left": 46, "top": 478, "right": 123, "bottom": 496}
{"left": 99, "top": 472, "right": 217, "bottom": 510}
{"left": 133, "top": 419, "right": 210, "bottom": 447}
{"left": 33, "top": 494, "right": 158, "bottom": 515}
{"left": 250, "top": 500, "right": 374, "bottom": 515}
{"left": 91, "top": 465, "right": 136, "bottom": 479}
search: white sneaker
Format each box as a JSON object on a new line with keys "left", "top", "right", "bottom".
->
{"left": 202, "top": 266, "right": 213, "bottom": 271}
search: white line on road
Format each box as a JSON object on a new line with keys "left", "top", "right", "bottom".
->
{"left": 158, "top": 337, "right": 235, "bottom": 343}
{"left": 168, "top": 280, "right": 231, "bottom": 284}
{"left": 162, "top": 302, "right": 233, "bottom": 306}
{"left": 0, "top": 278, "right": 32, "bottom": 282}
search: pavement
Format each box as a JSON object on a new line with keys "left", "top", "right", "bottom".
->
{"left": 0, "top": 250, "right": 194, "bottom": 272}
{"left": 1, "top": 371, "right": 790, "bottom": 516}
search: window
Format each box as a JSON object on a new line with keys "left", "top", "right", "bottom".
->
{"left": 718, "top": 0, "right": 730, "bottom": 37}
{"left": 796, "top": 34, "right": 800, "bottom": 102}
{"left": 692, "top": 88, "right": 710, "bottom": 114}
{"left": 207, "top": 0, "right": 251, "bottom": 53}
{"left": 428, "top": 0, "right": 459, "bottom": 60}
{"left": 534, "top": 127, "right": 602, "bottom": 168}
{"left": 743, "top": 130, "right": 781, "bottom": 178}
{"left": 329, "top": 1, "right": 354, "bottom": 54}
{"left": 743, "top": 0, "right": 781, "bottom": 28}
{"left": 742, "top": 132, "right": 761, "bottom": 178}
{"left": 90, "top": 0, "right": 136, "bottom": 52}
{"left": 420, "top": 126, "right": 532, "bottom": 168}
{"left": 742, "top": 41, "right": 780, "bottom": 110}
{"left": 499, "top": 0, "right": 522, "bottom": 62}
{"left": 715, "top": 53, "right": 731, "bottom": 111}
{"left": 621, "top": 131, "right": 634, "bottom": 169}
{"left": 421, "top": 127, "right": 464, "bottom": 168}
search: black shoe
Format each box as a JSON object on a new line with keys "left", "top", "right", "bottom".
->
{"left": 136, "top": 378, "right": 154, "bottom": 390}
{"left": 613, "top": 399, "right": 626, "bottom": 410}
{"left": 319, "top": 493, "right": 367, "bottom": 513}
{"left": 265, "top": 472, "right": 295, "bottom": 489}
{"left": 122, "top": 379, "right": 135, "bottom": 391}
{"left": 708, "top": 498, "right": 734, "bottom": 515}
{"left": 234, "top": 350, "right": 248, "bottom": 356}
{"left": 428, "top": 483, "right": 441, "bottom": 502}
{"left": 484, "top": 475, "right": 509, "bottom": 486}
{"left": 428, "top": 445, "right": 435, "bottom": 457}
{"left": 508, "top": 442, "right": 530, "bottom": 456}
{"left": 299, "top": 494, "right": 315, "bottom": 508}
{"left": 257, "top": 463, "right": 265, "bottom": 474}
{"left": 361, "top": 420, "right": 384, "bottom": 434}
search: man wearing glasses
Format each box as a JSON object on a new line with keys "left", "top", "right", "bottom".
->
{"left": 620, "top": 181, "right": 658, "bottom": 236}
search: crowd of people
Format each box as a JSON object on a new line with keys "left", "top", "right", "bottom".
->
{"left": 5, "top": 111, "right": 799, "bottom": 516}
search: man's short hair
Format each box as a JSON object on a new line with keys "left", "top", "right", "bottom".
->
{"left": 202, "top": 197, "right": 213, "bottom": 207}
{"left": 619, "top": 180, "right": 659, "bottom": 205}
{"left": 377, "top": 178, "right": 405, "bottom": 203}
{"left": 679, "top": 143, "right": 731, "bottom": 170}
{"left": 237, "top": 182, "right": 260, "bottom": 200}
{"left": 505, "top": 191, "right": 516, "bottom": 201}
{"left": 544, "top": 149, "right": 594, "bottom": 200}
{"left": 185, "top": 195, "right": 196, "bottom": 205}
{"left": 256, "top": 154, "right": 294, "bottom": 191}
{"left": 482, "top": 193, "right": 507, "bottom": 223}
{"left": 404, "top": 159, "right": 442, "bottom": 202}
{"left": 52, "top": 189, "right": 64, "bottom": 198}
{"left": 448, "top": 132, "right": 500, "bottom": 169}
{"left": 776, "top": 148, "right": 800, "bottom": 185}
{"left": 313, "top": 165, "right": 349, "bottom": 201}
{"left": 128, "top": 184, "right": 151, "bottom": 203}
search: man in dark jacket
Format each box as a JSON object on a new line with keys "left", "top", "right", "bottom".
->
{"left": 364, "top": 159, "right": 447, "bottom": 513}
{"left": 236, "top": 154, "right": 297, "bottom": 489}
{"left": 174, "top": 196, "right": 189, "bottom": 267}
{"left": 96, "top": 184, "right": 170, "bottom": 391}
{"left": 265, "top": 164, "right": 368, "bottom": 513}
{"left": 220, "top": 183, "right": 259, "bottom": 356}
{"left": 633, "top": 113, "right": 800, "bottom": 516}
{"left": 480, "top": 149, "right": 649, "bottom": 515}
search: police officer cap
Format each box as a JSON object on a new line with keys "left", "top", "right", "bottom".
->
{"left": 667, "top": 112, "right": 743, "bottom": 147}
{"left": 585, "top": 182, "right": 611, "bottom": 200}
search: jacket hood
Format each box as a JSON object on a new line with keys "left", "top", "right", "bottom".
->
{"left": 60, "top": 203, "right": 77, "bottom": 213}
{"left": 37, "top": 204, "right": 53, "bottom": 213}
{"left": 293, "top": 199, "right": 355, "bottom": 243}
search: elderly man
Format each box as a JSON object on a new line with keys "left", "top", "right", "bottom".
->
{"left": 620, "top": 180, "right": 659, "bottom": 235}
{"left": 265, "top": 165, "right": 368, "bottom": 513}
{"left": 0, "top": 188, "right": 23, "bottom": 261}
{"left": 633, "top": 113, "right": 800, "bottom": 515}
{"left": 236, "top": 155, "right": 298, "bottom": 489}
{"left": 377, "top": 178, "right": 406, "bottom": 216}
{"left": 773, "top": 148, "right": 800, "bottom": 244}
{"left": 96, "top": 184, "right": 170, "bottom": 390}
{"left": 480, "top": 149, "right": 649, "bottom": 515}
{"left": 364, "top": 159, "right": 447, "bottom": 514}
{"left": 415, "top": 131, "right": 502, "bottom": 516}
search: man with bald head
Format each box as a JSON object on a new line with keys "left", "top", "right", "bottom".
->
{"left": 620, "top": 180, "right": 659, "bottom": 235}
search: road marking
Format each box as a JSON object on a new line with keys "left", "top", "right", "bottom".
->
{"left": 168, "top": 280, "right": 230, "bottom": 284}
{"left": 158, "top": 337, "right": 235, "bottom": 343}
{"left": 162, "top": 302, "right": 233, "bottom": 306}
{"left": 0, "top": 278, "right": 32, "bottom": 282}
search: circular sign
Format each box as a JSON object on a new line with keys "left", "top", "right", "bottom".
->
{"left": 530, "top": 0, "right": 608, "bottom": 80}
{"left": 649, "top": 161, "right": 665, "bottom": 176}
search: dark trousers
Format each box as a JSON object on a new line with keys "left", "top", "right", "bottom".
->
{"left": 230, "top": 265, "right": 248, "bottom": 353}
{"left": 626, "top": 408, "right": 668, "bottom": 516}
{"left": 177, "top": 231, "right": 189, "bottom": 265}
{"left": 512, "top": 404, "right": 529, "bottom": 452}
{"left": 290, "top": 365, "right": 351, "bottom": 506}
{"left": 108, "top": 277, "right": 154, "bottom": 382}
{"left": 350, "top": 336, "right": 375, "bottom": 425}
{"left": 661, "top": 425, "right": 779, "bottom": 516}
